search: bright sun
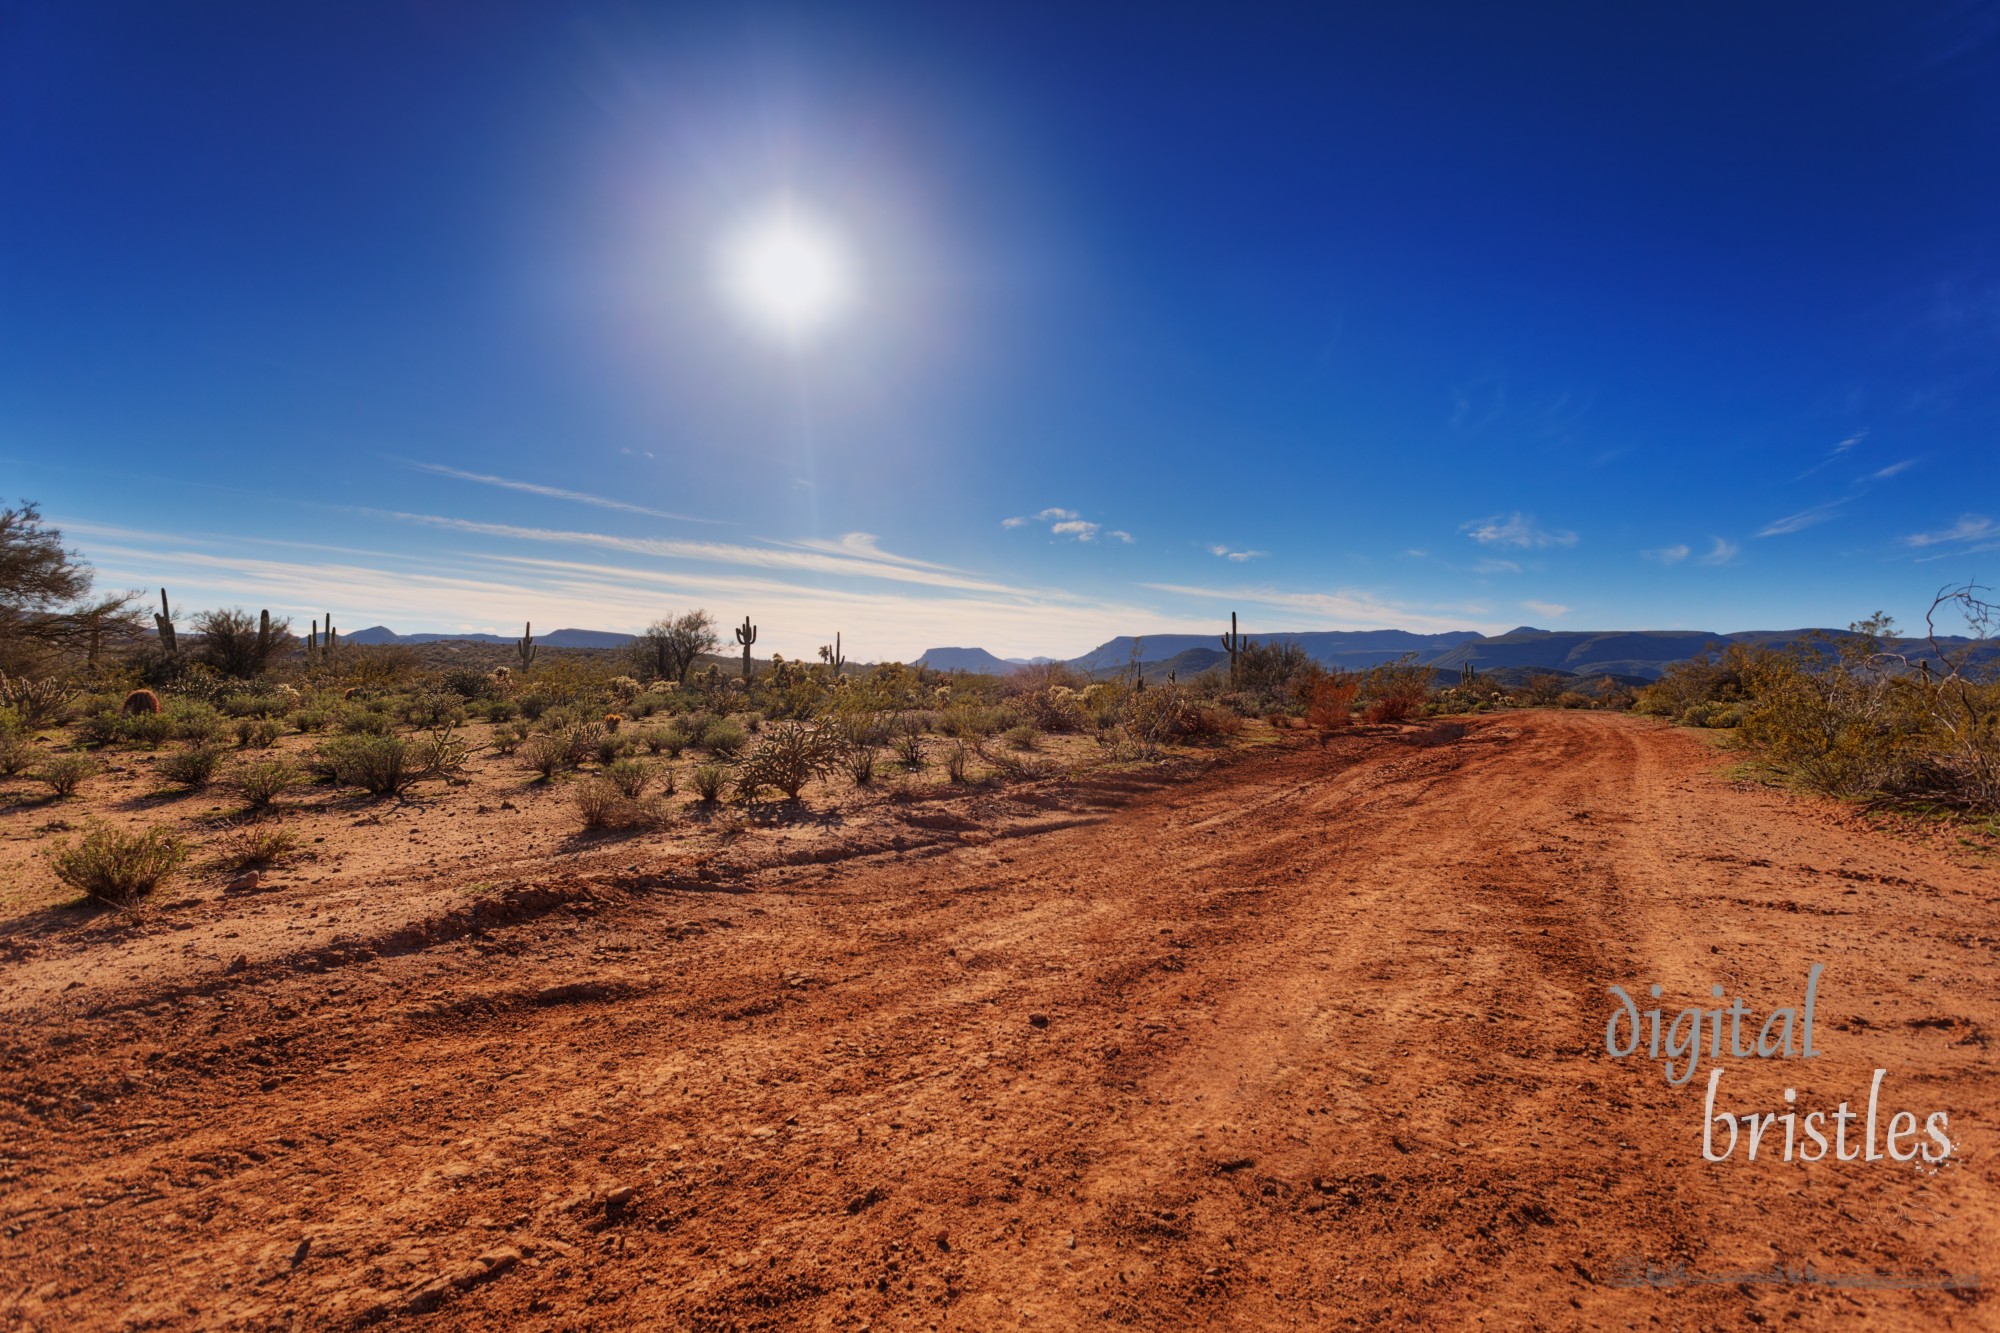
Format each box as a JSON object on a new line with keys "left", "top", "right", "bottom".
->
{"left": 720, "top": 206, "right": 854, "bottom": 343}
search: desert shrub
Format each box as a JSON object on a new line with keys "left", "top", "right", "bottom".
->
{"left": 0, "top": 732, "right": 36, "bottom": 776}
{"left": 700, "top": 718, "right": 748, "bottom": 756}
{"left": 77, "top": 711, "right": 124, "bottom": 747}
{"left": 402, "top": 692, "right": 465, "bottom": 730}
{"left": 229, "top": 757, "right": 304, "bottom": 809}
{"left": 1234, "top": 641, "right": 1318, "bottom": 702}
{"left": 439, "top": 667, "right": 494, "bottom": 700}
{"left": 733, "top": 721, "right": 843, "bottom": 801}
{"left": 603, "top": 712, "right": 624, "bottom": 732}
{"left": 516, "top": 691, "right": 552, "bottom": 722}
{"left": 892, "top": 731, "right": 924, "bottom": 769}
{"left": 1004, "top": 724, "right": 1040, "bottom": 751}
{"left": 317, "top": 735, "right": 415, "bottom": 795}
{"left": 940, "top": 705, "right": 1010, "bottom": 739}
{"left": 220, "top": 691, "right": 288, "bottom": 719}
{"left": 1522, "top": 673, "right": 1569, "bottom": 706}
{"left": 289, "top": 706, "right": 335, "bottom": 733}
{"left": 191, "top": 608, "right": 293, "bottom": 678}
{"left": 122, "top": 688, "right": 161, "bottom": 715}
{"left": 491, "top": 720, "right": 531, "bottom": 754}
{"left": 38, "top": 754, "right": 100, "bottom": 797}
{"left": 235, "top": 717, "right": 283, "bottom": 749}
{"left": 845, "top": 746, "right": 877, "bottom": 786}
{"left": 48, "top": 823, "right": 186, "bottom": 909}
{"left": 1014, "top": 687, "right": 1087, "bottom": 733}
{"left": 213, "top": 822, "right": 297, "bottom": 871}
{"left": 1633, "top": 644, "right": 1757, "bottom": 718}
{"left": 482, "top": 697, "right": 519, "bottom": 723}
{"left": 573, "top": 777, "right": 661, "bottom": 830}
{"left": 157, "top": 743, "right": 226, "bottom": 789}
{"left": 596, "top": 732, "right": 635, "bottom": 767}
{"left": 338, "top": 704, "right": 396, "bottom": 735}
{"left": 637, "top": 726, "right": 672, "bottom": 755}
{"left": 165, "top": 699, "right": 227, "bottom": 743}
{"left": 1306, "top": 672, "right": 1360, "bottom": 729}
{"left": 690, "top": 762, "right": 727, "bottom": 803}
{"left": 1359, "top": 655, "right": 1436, "bottom": 725}
{"left": 518, "top": 735, "right": 570, "bottom": 780}
{"left": 1556, "top": 691, "right": 1595, "bottom": 710}
{"left": 603, "top": 758, "right": 652, "bottom": 799}
{"left": 1126, "top": 685, "right": 1237, "bottom": 744}
{"left": 944, "top": 741, "right": 973, "bottom": 784}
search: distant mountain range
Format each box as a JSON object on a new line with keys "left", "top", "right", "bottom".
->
{"left": 342, "top": 625, "right": 634, "bottom": 650}
{"left": 921, "top": 626, "right": 2000, "bottom": 681}
{"left": 325, "top": 623, "right": 1995, "bottom": 682}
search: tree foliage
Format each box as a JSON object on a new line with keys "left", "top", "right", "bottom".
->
{"left": 0, "top": 502, "right": 141, "bottom": 672}
{"left": 627, "top": 610, "right": 718, "bottom": 684}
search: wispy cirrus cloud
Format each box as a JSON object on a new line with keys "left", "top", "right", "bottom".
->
{"left": 1521, "top": 600, "right": 1569, "bottom": 619}
{"left": 1903, "top": 514, "right": 1996, "bottom": 548}
{"left": 1206, "top": 543, "right": 1267, "bottom": 563}
{"left": 1757, "top": 502, "right": 1845, "bottom": 537}
{"left": 1460, "top": 512, "right": 1578, "bottom": 550}
{"left": 1141, "top": 581, "right": 1500, "bottom": 634}
{"left": 1472, "top": 558, "right": 1522, "bottom": 576}
{"left": 401, "top": 460, "right": 724, "bottom": 524}
{"left": 1643, "top": 543, "right": 1691, "bottom": 566}
{"left": 1698, "top": 536, "right": 1740, "bottom": 566}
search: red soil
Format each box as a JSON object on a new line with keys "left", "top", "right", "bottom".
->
{"left": 2, "top": 712, "right": 1995, "bottom": 1329}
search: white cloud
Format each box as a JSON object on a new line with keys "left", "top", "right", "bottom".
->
{"left": 1757, "top": 502, "right": 1844, "bottom": 537}
{"left": 1206, "top": 544, "right": 1267, "bottom": 563}
{"left": 1002, "top": 507, "right": 1123, "bottom": 544}
{"left": 1461, "top": 513, "right": 1578, "bottom": 549}
{"left": 1404, "top": 549, "right": 1428, "bottom": 559}
{"left": 1521, "top": 600, "right": 1569, "bottom": 619}
{"left": 1643, "top": 544, "right": 1691, "bottom": 565}
{"left": 1871, "top": 458, "right": 1918, "bottom": 480}
{"left": 1904, "top": 514, "right": 1996, "bottom": 547}
{"left": 1697, "top": 536, "right": 1740, "bottom": 566}
{"left": 1141, "top": 582, "right": 1501, "bottom": 634}
{"left": 402, "top": 461, "right": 723, "bottom": 524}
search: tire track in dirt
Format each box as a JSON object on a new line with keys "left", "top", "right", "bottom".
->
{"left": 1, "top": 713, "right": 1994, "bottom": 1330}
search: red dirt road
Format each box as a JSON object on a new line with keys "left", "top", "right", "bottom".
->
{"left": 3, "top": 712, "right": 1995, "bottom": 1329}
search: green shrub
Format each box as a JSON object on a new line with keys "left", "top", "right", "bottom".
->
{"left": 603, "top": 758, "right": 652, "bottom": 799}
{"left": 220, "top": 691, "right": 287, "bottom": 719}
{"left": 38, "top": 754, "right": 101, "bottom": 797}
{"left": 338, "top": 705, "right": 395, "bottom": 735}
{"left": 491, "top": 720, "right": 531, "bottom": 754}
{"left": 235, "top": 716, "right": 284, "bottom": 748}
{"left": 288, "top": 706, "right": 335, "bottom": 733}
{"left": 166, "top": 700, "right": 227, "bottom": 743}
{"left": 230, "top": 757, "right": 304, "bottom": 809}
{"left": 690, "top": 763, "right": 727, "bottom": 803}
{"left": 596, "top": 733, "right": 635, "bottom": 767}
{"left": 573, "top": 777, "right": 665, "bottom": 830}
{"left": 48, "top": 823, "right": 186, "bottom": 909}
{"left": 0, "top": 732, "right": 36, "bottom": 776}
{"left": 892, "top": 731, "right": 924, "bottom": 769}
{"left": 700, "top": 719, "right": 748, "bottom": 757}
{"left": 157, "top": 743, "right": 226, "bottom": 789}
{"left": 319, "top": 727, "right": 470, "bottom": 795}
{"left": 1003, "top": 724, "right": 1041, "bottom": 751}
{"left": 403, "top": 692, "right": 466, "bottom": 729}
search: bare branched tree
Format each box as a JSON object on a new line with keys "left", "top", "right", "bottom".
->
{"left": 0, "top": 502, "right": 141, "bottom": 673}
{"left": 627, "top": 610, "right": 718, "bottom": 684}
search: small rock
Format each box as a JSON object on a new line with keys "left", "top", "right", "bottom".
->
{"left": 1028, "top": 1013, "right": 1050, "bottom": 1028}
{"left": 291, "top": 1237, "right": 311, "bottom": 1268}
{"left": 225, "top": 955, "right": 248, "bottom": 975}
{"left": 1064, "top": 1232, "right": 1076, "bottom": 1249}
{"left": 225, "top": 872, "right": 261, "bottom": 893}
{"left": 604, "top": 1185, "right": 636, "bottom": 1209}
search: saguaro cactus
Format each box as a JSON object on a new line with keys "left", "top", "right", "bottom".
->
{"left": 516, "top": 622, "right": 537, "bottom": 671}
{"left": 736, "top": 615, "right": 758, "bottom": 680}
{"left": 818, "top": 631, "right": 845, "bottom": 671}
{"left": 1219, "top": 612, "right": 1243, "bottom": 686}
{"left": 154, "top": 588, "right": 178, "bottom": 654}
{"left": 1460, "top": 661, "right": 1474, "bottom": 686}
{"left": 257, "top": 609, "right": 273, "bottom": 665}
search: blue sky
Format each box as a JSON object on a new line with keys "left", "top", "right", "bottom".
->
{"left": 5, "top": 2, "right": 1998, "bottom": 659}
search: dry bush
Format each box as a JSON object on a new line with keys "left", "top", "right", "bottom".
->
{"left": 1306, "top": 672, "right": 1359, "bottom": 729}
{"left": 229, "top": 757, "right": 304, "bottom": 809}
{"left": 213, "top": 822, "right": 298, "bottom": 871}
{"left": 157, "top": 743, "right": 226, "bottom": 789}
{"left": 690, "top": 763, "right": 728, "bottom": 803}
{"left": 48, "top": 823, "right": 186, "bottom": 911}
{"left": 602, "top": 758, "right": 652, "bottom": 799}
{"left": 0, "top": 733, "right": 39, "bottom": 776}
{"left": 944, "top": 741, "right": 973, "bottom": 784}
{"left": 37, "top": 753, "right": 100, "bottom": 797}
{"left": 573, "top": 777, "right": 667, "bottom": 830}
{"left": 845, "top": 747, "right": 877, "bottom": 786}
{"left": 1359, "top": 654, "right": 1436, "bottom": 725}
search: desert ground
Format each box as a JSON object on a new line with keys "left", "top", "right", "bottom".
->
{"left": 1, "top": 710, "right": 1994, "bottom": 1330}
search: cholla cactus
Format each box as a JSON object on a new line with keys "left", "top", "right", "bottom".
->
{"left": 0, "top": 673, "right": 77, "bottom": 727}
{"left": 607, "top": 675, "right": 641, "bottom": 701}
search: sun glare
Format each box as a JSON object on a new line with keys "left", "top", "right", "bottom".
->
{"left": 720, "top": 207, "right": 854, "bottom": 343}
